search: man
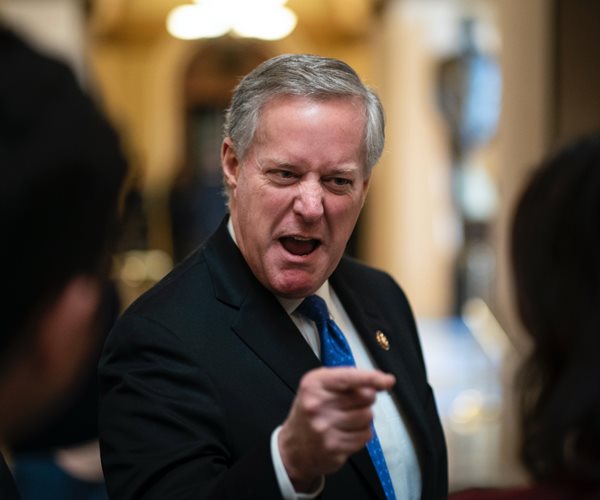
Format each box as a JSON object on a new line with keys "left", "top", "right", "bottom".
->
{"left": 0, "top": 28, "right": 127, "bottom": 499}
{"left": 100, "top": 54, "right": 447, "bottom": 499}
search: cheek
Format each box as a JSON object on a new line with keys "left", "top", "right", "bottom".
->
{"left": 257, "top": 189, "right": 295, "bottom": 220}
{"left": 327, "top": 197, "right": 363, "bottom": 226}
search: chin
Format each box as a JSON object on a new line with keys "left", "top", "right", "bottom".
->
{"left": 266, "top": 264, "right": 329, "bottom": 298}
{"left": 271, "top": 278, "right": 320, "bottom": 299}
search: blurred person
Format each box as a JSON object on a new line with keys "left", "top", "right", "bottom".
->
{"left": 0, "top": 27, "right": 127, "bottom": 499}
{"left": 99, "top": 54, "right": 447, "bottom": 500}
{"left": 9, "top": 281, "right": 120, "bottom": 500}
{"left": 450, "top": 134, "right": 600, "bottom": 499}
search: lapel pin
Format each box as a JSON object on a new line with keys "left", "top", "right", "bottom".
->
{"left": 375, "top": 330, "right": 390, "bottom": 351}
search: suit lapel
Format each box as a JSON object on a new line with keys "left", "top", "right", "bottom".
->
{"left": 205, "top": 218, "right": 319, "bottom": 394}
{"left": 233, "top": 289, "right": 321, "bottom": 394}
{"left": 331, "top": 262, "right": 437, "bottom": 498}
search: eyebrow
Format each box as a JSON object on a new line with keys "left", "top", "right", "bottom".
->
{"left": 326, "top": 167, "right": 360, "bottom": 175}
{"left": 258, "top": 157, "right": 362, "bottom": 176}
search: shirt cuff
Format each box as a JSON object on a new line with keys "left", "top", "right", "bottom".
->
{"left": 270, "top": 426, "right": 325, "bottom": 500}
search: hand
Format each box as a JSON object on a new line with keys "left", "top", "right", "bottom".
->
{"left": 278, "top": 367, "right": 395, "bottom": 492}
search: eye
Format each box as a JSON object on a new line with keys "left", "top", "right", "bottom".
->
{"left": 331, "top": 178, "right": 352, "bottom": 186}
{"left": 267, "top": 169, "right": 299, "bottom": 185}
{"left": 324, "top": 176, "right": 354, "bottom": 193}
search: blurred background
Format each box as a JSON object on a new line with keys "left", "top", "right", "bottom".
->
{"left": 1, "top": 0, "right": 598, "bottom": 494}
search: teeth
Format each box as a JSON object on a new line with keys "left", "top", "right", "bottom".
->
{"left": 292, "top": 236, "right": 312, "bottom": 241}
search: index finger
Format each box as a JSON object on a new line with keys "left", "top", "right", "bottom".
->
{"left": 318, "top": 367, "right": 395, "bottom": 392}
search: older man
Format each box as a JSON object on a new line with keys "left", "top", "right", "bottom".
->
{"left": 99, "top": 54, "right": 447, "bottom": 500}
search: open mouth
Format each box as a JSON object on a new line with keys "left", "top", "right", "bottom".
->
{"left": 280, "top": 236, "right": 321, "bottom": 256}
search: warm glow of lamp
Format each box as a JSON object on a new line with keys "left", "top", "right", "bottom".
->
{"left": 167, "top": 0, "right": 297, "bottom": 41}
{"left": 232, "top": 5, "right": 297, "bottom": 40}
{"left": 166, "top": 3, "right": 229, "bottom": 40}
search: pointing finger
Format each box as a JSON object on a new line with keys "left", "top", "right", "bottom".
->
{"left": 317, "top": 367, "right": 395, "bottom": 392}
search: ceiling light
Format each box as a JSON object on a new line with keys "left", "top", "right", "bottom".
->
{"left": 167, "top": 3, "right": 229, "bottom": 40}
{"left": 167, "top": 0, "right": 297, "bottom": 41}
{"left": 231, "top": 5, "right": 297, "bottom": 41}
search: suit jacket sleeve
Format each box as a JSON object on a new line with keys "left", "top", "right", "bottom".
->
{"left": 99, "top": 313, "right": 282, "bottom": 500}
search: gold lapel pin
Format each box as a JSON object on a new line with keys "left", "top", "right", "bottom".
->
{"left": 375, "top": 330, "right": 390, "bottom": 351}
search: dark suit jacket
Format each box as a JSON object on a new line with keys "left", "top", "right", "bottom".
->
{"left": 99, "top": 218, "right": 447, "bottom": 499}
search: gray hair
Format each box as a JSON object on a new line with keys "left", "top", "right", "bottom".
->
{"left": 223, "top": 53, "right": 385, "bottom": 174}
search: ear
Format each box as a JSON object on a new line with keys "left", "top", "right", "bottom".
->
{"left": 221, "top": 137, "right": 241, "bottom": 192}
{"left": 33, "top": 276, "right": 101, "bottom": 395}
{"left": 360, "top": 173, "right": 371, "bottom": 207}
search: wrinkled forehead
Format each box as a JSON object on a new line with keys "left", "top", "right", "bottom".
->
{"left": 252, "top": 94, "right": 368, "bottom": 158}
{"left": 257, "top": 93, "right": 366, "bottom": 123}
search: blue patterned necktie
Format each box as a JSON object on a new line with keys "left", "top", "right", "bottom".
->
{"left": 297, "top": 295, "right": 397, "bottom": 500}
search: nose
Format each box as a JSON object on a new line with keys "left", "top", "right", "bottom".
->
{"left": 293, "top": 179, "right": 324, "bottom": 222}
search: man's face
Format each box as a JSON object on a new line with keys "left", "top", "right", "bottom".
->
{"left": 222, "top": 95, "right": 370, "bottom": 298}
